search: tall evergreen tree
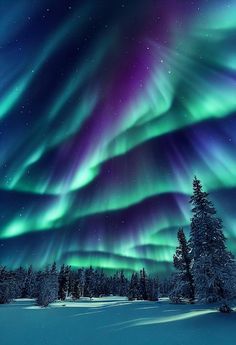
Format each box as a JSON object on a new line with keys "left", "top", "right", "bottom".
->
{"left": 37, "top": 266, "right": 58, "bottom": 307}
{"left": 24, "top": 265, "right": 36, "bottom": 298}
{"left": 0, "top": 266, "right": 11, "bottom": 304}
{"left": 77, "top": 268, "right": 86, "bottom": 297}
{"left": 96, "top": 270, "right": 108, "bottom": 296}
{"left": 170, "top": 228, "right": 194, "bottom": 303}
{"left": 14, "top": 267, "right": 27, "bottom": 298}
{"left": 159, "top": 278, "right": 172, "bottom": 297}
{"left": 139, "top": 268, "right": 148, "bottom": 300}
{"left": 118, "top": 270, "right": 128, "bottom": 297}
{"left": 147, "top": 276, "right": 159, "bottom": 301}
{"left": 50, "top": 262, "right": 59, "bottom": 300}
{"left": 85, "top": 266, "right": 95, "bottom": 298}
{"left": 70, "top": 270, "right": 81, "bottom": 300}
{"left": 128, "top": 273, "right": 141, "bottom": 300}
{"left": 58, "top": 264, "right": 70, "bottom": 300}
{"left": 111, "top": 272, "right": 120, "bottom": 296}
{"left": 190, "top": 176, "right": 236, "bottom": 303}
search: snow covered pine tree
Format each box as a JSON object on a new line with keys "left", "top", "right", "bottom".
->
{"left": 190, "top": 177, "right": 236, "bottom": 305}
{"left": 58, "top": 264, "right": 70, "bottom": 300}
{"left": 128, "top": 272, "right": 141, "bottom": 300}
{"left": 139, "top": 268, "right": 148, "bottom": 300}
{"left": 0, "top": 266, "right": 11, "bottom": 304}
{"left": 169, "top": 228, "right": 194, "bottom": 303}
{"left": 37, "top": 264, "right": 58, "bottom": 307}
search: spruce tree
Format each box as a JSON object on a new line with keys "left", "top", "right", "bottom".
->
{"left": 0, "top": 282, "right": 10, "bottom": 304}
{"left": 139, "top": 268, "right": 148, "bottom": 300}
{"left": 50, "top": 263, "right": 59, "bottom": 300}
{"left": 64, "top": 265, "right": 71, "bottom": 298}
{"left": 95, "top": 270, "right": 110, "bottom": 296}
{"left": 58, "top": 264, "right": 70, "bottom": 300}
{"left": 119, "top": 270, "right": 128, "bottom": 297}
{"left": 111, "top": 272, "right": 120, "bottom": 296}
{"left": 14, "top": 267, "right": 27, "bottom": 298}
{"left": 128, "top": 273, "right": 141, "bottom": 300}
{"left": 147, "top": 276, "right": 159, "bottom": 301}
{"left": 190, "top": 176, "right": 236, "bottom": 303}
{"left": 0, "top": 266, "right": 11, "bottom": 304}
{"left": 24, "top": 265, "right": 36, "bottom": 298}
{"left": 170, "top": 228, "right": 194, "bottom": 303}
{"left": 159, "top": 278, "right": 172, "bottom": 297}
{"left": 78, "top": 268, "right": 85, "bottom": 297}
{"left": 37, "top": 266, "right": 58, "bottom": 307}
{"left": 71, "top": 278, "right": 81, "bottom": 300}
{"left": 85, "top": 266, "right": 95, "bottom": 299}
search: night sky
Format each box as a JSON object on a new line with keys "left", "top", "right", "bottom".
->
{"left": 0, "top": 0, "right": 236, "bottom": 274}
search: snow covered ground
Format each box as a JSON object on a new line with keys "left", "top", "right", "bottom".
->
{"left": 1, "top": 296, "right": 236, "bottom": 345}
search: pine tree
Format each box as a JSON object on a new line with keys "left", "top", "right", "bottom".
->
{"left": 147, "top": 276, "right": 159, "bottom": 301}
{"left": 58, "top": 264, "right": 70, "bottom": 300}
{"left": 71, "top": 273, "right": 81, "bottom": 300}
{"left": 14, "top": 267, "right": 27, "bottom": 298}
{"left": 190, "top": 176, "right": 236, "bottom": 303}
{"left": 128, "top": 273, "right": 141, "bottom": 300}
{"left": 0, "top": 282, "right": 10, "bottom": 304}
{"left": 159, "top": 278, "right": 172, "bottom": 297}
{"left": 37, "top": 266, "right": 58, "bottom": 307}
{"left": 95, "top": 270, "right": 108, "bottom": 297}
{"left": 0, "top": 266, "right": 11, "bottom": 304}
{"left": 50, "top": 263, "right": 59, "bottom": 300}
{"left": 64, "top": 265, "right": 71, "bottom": 298}
{"left": 78, "top": 268, "right": 86, "bottom": 297}
{"left": 139, "top": 268, "right": 148, "bottom": 300}
{"left": 24, "top": 265, "right": 36, "bottom": 298}
{"left": 68, "top": 268, "right": 75, "bottom": 296}
{"left": 111, "top": 272, "right": 120, "bottom": 296}
{"left": 85, "top": 266, "right": 95, "bottom": 298}
{"left": 118, "top": 270, "right": 128, "bottom": 297}
{"left": 170, "top": 228, "right": 194, "bottom": 303}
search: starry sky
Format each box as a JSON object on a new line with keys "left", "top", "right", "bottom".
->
{"left": 0, "top": 0, "right": 236, "bottom": 274}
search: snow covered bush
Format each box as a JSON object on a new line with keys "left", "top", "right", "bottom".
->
{"left": 0, "top": 282, "right": 11, "bottom": 304}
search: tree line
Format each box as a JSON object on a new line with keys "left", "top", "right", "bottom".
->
{"left": 0, "top": 177, "right": 236, "bottom": 312}
{"left": 0, "top": 264, "right": 160, "bottom": 307}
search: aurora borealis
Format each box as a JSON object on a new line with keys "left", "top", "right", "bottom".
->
{"left": 0, "top": 0, "right": 236, "bottom": 274}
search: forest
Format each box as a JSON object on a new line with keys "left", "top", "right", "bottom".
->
{"left": 1, "top": 177, "right": 236, "bottom": 313}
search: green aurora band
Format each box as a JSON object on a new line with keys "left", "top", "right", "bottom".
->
{"left": 0, "top": 0, "right": 236, "bottom": 273}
